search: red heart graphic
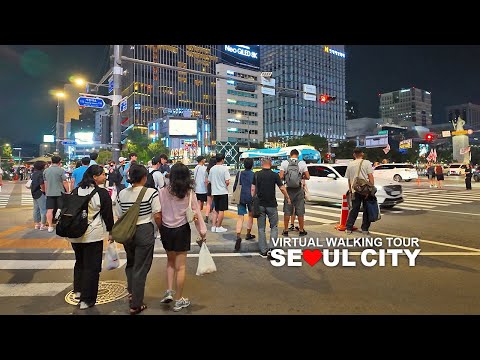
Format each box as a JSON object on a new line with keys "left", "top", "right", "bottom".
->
{"left": 303, "top": 249, "right": 323, "bottom": 266}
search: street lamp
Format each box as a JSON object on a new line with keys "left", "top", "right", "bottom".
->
{"left": 53, "top": 91, "right": 65, "bottom": 154}
{"left": 71, "top": 76, "right": 109, "bottom": 93}
{"left": 236, "top": 113, "right": 251, "bottom": 149}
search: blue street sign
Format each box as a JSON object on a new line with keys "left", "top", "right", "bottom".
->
{"left": 76, "top": 97, "right": 105, "bottom": 108}
{"left": 108, "top": 77, "right": 114, "bottom": 94}
{"left": 62, "top": 140, "right": 77, "bottom": 146}
{"left": 120, "top": 98, "right": 127, "bottom": 113}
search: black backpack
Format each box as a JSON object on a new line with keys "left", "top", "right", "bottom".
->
{"left": 145, "top": 169, "right": 160, "bottom": 189}
{"left": 56, "top": 187, "right": 100, "bottom": 238}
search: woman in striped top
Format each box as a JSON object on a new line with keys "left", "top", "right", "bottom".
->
{"left": 116, "top": 164, "right": 162, "bottom": 315}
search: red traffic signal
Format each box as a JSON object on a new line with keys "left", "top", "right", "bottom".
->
{"left": 319, "top": 94, "right": 337, "bottom": 103}
{"left": 425, "top": 133, "right": 434, "bottom": 142}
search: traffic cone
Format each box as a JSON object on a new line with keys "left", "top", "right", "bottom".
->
{"left": 335, "top": 194, "right": 357, "bottom": 231}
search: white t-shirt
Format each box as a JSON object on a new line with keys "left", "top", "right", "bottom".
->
{"left": 208, "top": 164, "right": 230, "bottom": 195}
{"left": 280, "top": 159, "right": 308, "bottom": 174}
{"left": 345, "top": 159, "right": 373, "bottom": 184}
{"left": 116, "top": 186, "right": 161, "bottom": 225}
{"left": 68, "top": 187, "right": 107, "bottom": 243}
{"left": 194, "top": 164, "right": 207, "bottom": 194}
{"left": 149, "top": 168, "right": 165, "bottom": 190}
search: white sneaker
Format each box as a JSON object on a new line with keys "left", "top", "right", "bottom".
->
{"left": 215, "top": 226, "right": 228, "bottom": 233}
{"left": 34, "top": 224, "right": 41, "bottom": 230}
{"left": 173, "top": 297, "right": 191, "bottom": 312}
{"left": 211, "top": 226, "right": 216, "bottom": 232}
{"left": 47, "top": 227, "right": 55, "bottom": 233}
{"left": 74, "top": 292, "right": 81, "bottom": 300}
{"left": 79, "top": 301, "right": 94, "bottom": 310}
{"left": 39, "top": 225, "right": 48, "bottom": 231}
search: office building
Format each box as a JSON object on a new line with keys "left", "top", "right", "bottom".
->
{"left": 215, "top": 63, "right": 263, "bottom": 146}
{"left": 379, "top": 87, "right": 432, "bottom": 126}
{"left": 121, "top": 45, "right": 219, "bottom": 146}
{"left": 445, "top": 102, "right": 480, "bottom": 130}
{"left": 261, "top": 45, "right": 346, "bottom": 141}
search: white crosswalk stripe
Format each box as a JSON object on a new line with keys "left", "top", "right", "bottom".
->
{"left": 0, "top": 194, "right": 9, "bottom": 208}
{"left": 223, "top": 187, "right": 479, "bottom": 224}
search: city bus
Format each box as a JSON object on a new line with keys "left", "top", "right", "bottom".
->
{"left": 238, "top": 145, "right": 321, "bottom": 172}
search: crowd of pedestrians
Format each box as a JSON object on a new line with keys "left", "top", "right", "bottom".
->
{"left": 25, "top": 148, "right": 476, "bottom": 314}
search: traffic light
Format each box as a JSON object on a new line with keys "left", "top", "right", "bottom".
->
{"left": 325, "top": 153, "right": 331, "bottom": 160}
{"left": 425, "top": 133, "right": 434, "bottom": 142}
{"left": 319, "top": 94, "right": 336, "bottom": 103}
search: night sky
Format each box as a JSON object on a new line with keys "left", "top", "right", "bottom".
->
{"left": 2, "top": 45, "right": 480, "bottom": 146}
{"left": 0, "top": 45, "right": 108, "bottom": 145}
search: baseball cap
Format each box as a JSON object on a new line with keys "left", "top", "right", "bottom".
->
{"left": 118, "top": 156, "right": 127, "bottom": 162}
{"left": 152, "top": 155, "right": 161, "bottom": 165}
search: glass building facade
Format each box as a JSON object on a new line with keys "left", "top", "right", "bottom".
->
{"left": 261, "top": 45, "right": 346, "bottom": 141}
{"left": 121, "top": 45, "right": 219, "bottom": 144}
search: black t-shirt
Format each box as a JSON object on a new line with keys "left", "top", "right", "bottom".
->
{"left": 31, "top": 170, "right": 45, "bottom": 199}
{"left": 252, "top": 169, "right": 283, "bottom": 208}
{"left": 465, "top": 168, "right": 472, "bottom": 179}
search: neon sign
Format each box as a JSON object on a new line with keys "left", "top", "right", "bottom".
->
{"left": 324, "top": 46, "right": 345, "bottom": 58}
{"left": 224, "top": 45, "right": 258, "bottom": 59}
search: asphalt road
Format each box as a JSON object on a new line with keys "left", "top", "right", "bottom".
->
{"left": 0, "top": 178, "right": 478, "bottom": 315}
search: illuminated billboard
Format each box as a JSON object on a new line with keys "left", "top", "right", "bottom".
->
{"left": 169, "top": 119, "right": 197, "bottom": 136}
{"left": 219, "top": 45, "right": 260, "bottom": 70}
{"left": 74, "top": 132, "right": 94, "bottom": 145}
{"left": 43, "top": 135, "right": 54, "bottom": 143}
{"left": 365, "top": 135, "right": 388, "bottom": 148}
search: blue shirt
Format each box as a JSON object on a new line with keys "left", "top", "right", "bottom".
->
{"left": 72, "top": 166, "right": 88, "bottom": 188}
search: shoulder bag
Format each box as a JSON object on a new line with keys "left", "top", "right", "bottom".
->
{"left": 186, "top": 190, "right": 195, "bottom": 223}
{"left": 230, "top": 171, "right": 242, "bottom": 205}
{"left": 112, "top": 186, "right": 148, "bottom": 244}
{"left": 351, "top": 160, "right": 373, "bottom": 197}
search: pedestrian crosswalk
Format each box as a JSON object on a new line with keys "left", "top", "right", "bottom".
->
{"left": 225, "top": 187, "right": 480, "bottom": 226}
{"left": 0, "top": 194, "right": 8, "bottom": 208}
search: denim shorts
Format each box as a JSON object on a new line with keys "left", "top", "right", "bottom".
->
{"left": 237, "top": 202, "right": 252, "bottom": 215}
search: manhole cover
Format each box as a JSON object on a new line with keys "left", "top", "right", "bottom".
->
{"left": 65, "top": 280, "right": 128, "bottom": 305}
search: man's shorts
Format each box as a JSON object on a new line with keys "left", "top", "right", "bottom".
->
{"left": 237, "top": 202, "right": 252, "bottom": 215}
{"left": 196, "top": 193, "right": 207, "bottom": 202}
{"left": 213, "top": 194, "right": 229, "bottom": 211}
{"left": 283, "top": 187, "right": 305, "bottom": 216}
{"left": 46, "top": 196, "right": 63, "bottom": 210}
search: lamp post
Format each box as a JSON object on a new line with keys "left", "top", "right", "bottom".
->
{"left": 54, "top": 91, "right": 65, "bottom": 155}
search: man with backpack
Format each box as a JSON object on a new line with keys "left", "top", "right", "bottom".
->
{"left": 145, "top": 155, "right": 165, "bottom": 190}
{"left": 279, "top": 149, "right": 310, "bottom": 237}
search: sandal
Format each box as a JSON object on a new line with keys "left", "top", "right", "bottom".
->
{"left": 129, "top": 304, "right": 147, "bottom": 315}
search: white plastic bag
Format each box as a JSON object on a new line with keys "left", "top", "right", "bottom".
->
{"left": 25, "top": 179, "right": 32, "bottom": 189}
{"left": 104, "top": 242, "right": 120, "bottom": 270}
{"left": 196, "top": 242, "right": 216, "bottom": 276}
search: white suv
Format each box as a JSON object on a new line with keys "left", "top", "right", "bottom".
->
{"left": 448, "top": 163, "right": 467, "bottom": 176}
{"left": 304, "top": 163, "right": 404, "bottom": 208}
{"left": 373, "top": 163, "right": 418, "bottom": 182}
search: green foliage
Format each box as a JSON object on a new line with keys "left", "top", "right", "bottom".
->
{"left": 120, "top": 128, "right": 168, "bottom": 164}
{"left": 332, "top": 140, "right": 357, "bottom": 160}
{"left": 1, "top": 143, "right": 12, "bottom": 158}
{"left": 97, "top": 150, "right": 113, "bottom": 165}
